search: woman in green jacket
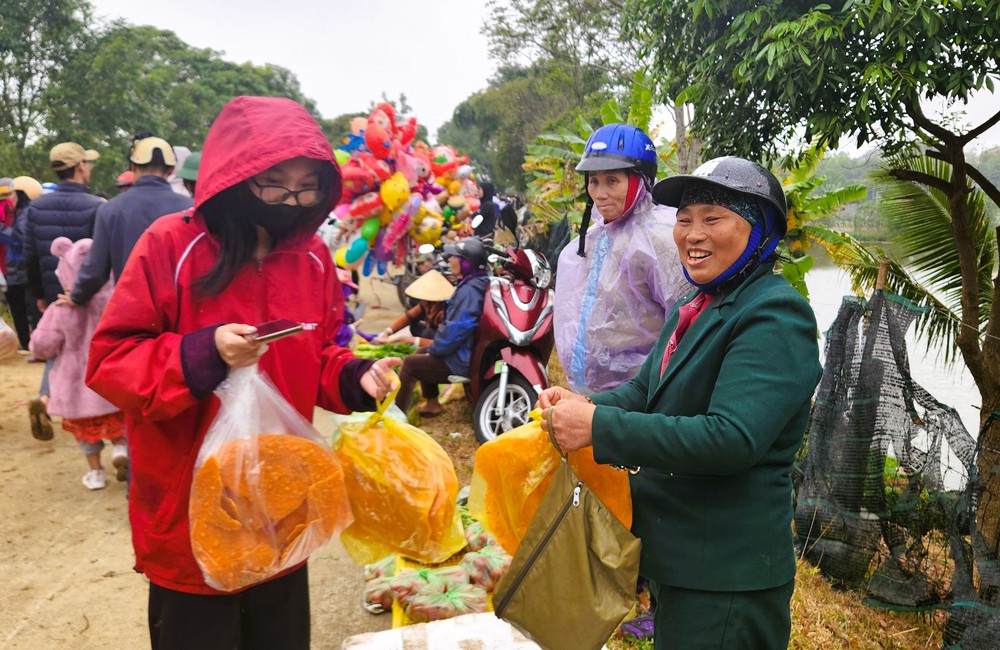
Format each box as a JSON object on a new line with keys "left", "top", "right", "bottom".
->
{"left": 539, "top": 157, "right": 822, "bottom": 649}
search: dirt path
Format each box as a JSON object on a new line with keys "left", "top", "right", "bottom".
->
{"left": 0, "top": 274, "right": 420, "bottom": 649}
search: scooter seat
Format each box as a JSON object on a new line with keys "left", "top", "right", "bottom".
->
{"left": 448, "top": 375, "right": 471, "bottom": 385}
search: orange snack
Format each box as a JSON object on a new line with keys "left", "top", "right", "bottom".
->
{"left": 190, "top": 434, "right": 352, "bottom": 591}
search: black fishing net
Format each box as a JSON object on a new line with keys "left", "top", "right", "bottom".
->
{"left": 792, "top": 290, "right": 991, "bottom": 643}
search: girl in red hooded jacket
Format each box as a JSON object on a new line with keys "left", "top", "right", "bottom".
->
{"left": 86, "top": 96, "right": 400, "bottom": 649}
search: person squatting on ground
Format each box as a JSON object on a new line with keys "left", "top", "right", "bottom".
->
{"left": 22, "top": 142, "right": 104, "bottom": 441}
{"left": 554, "top": 123, "right": 690, "bottom": 396}
{"left": 29, "top": 237, "right": 127, "bottom": 490}
{"left": 393, "top": 237, "right": 489, "bottom": 417}
{"left": 539, "top": 157, "right": 823, "bottom": 650}
{"left": 373, "top": 268, "right": 453, "bottom": 347}
{"left": 86, "top": 96, "right": 400, "bottom": 650}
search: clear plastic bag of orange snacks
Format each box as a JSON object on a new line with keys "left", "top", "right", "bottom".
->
{"left": 189, "top": 366, "right": 353, "bottom": 592}
{"left": 333, "top": 392, "right": 466, "bottom": 565}
{"left": 468, "top": 409, "right": 632, "bottom": 554}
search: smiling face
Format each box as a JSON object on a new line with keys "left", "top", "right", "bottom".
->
{"left": 673, "top": 203, "right": 753, "bottom": 285}
{"left": 586, "top": 169, "right": 630, "bottom": 221}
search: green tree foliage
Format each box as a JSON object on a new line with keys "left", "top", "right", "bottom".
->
{"left": 486, "top": 0, "right": 637, "bottom": 90}
{"left": 437, "top": 62, "right": 612, "bottom": 192}
{"left": 1, "top": 4, "right": 323, "bottom": 193}
{"left": 779, "top": 147, "right": 868, "bottom": 300}
{"left": 0, "top": 0, "right": 92, "bottom": 168}
{"left": 45, "top": 22, "right": 319, "bottom": 191}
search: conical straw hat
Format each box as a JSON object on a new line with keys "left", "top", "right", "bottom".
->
{"left": 404, "top": 269, "right": 455, "bottom": 302}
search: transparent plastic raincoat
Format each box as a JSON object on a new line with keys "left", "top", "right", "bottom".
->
{"left": 554, "top": 194, "right": 688, "bottom": 394}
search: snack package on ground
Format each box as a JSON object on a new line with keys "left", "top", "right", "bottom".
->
{"left": 334, "top": 391, "right": 466, "bottom": 565}
{"left": 463, "top": 520, "right": 496, "bottom": 552}
{"left": 363, "top": 554, "right": 399, "bottom": 581}
{"left": 363, "top": 574, "right": 397, "bottom": 614}
{"left": 189, "top": 366, "right": 353, "bottom": 592}
{"left": 461, "top": 544, "right": 512, "bottom": 592}
{"left": 468, "top": 409, "right": 632, "bottom": 554}
{"left": 390, "top": 565, "right": 470, "bottom": 606}
{"left": 404, "top": 582, "right": 489, "bottom": 623}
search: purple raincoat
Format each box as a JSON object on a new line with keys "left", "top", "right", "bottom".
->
{"left": 554, "top": 193, "right": 689, "bottom": 393}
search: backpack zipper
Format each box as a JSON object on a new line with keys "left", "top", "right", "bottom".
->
{"left": 495, "top": 480, "right": 583, "bottom": 615}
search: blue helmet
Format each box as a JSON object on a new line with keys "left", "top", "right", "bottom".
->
{"left": 575, "top": 123, "right": 658, "bottom": 182}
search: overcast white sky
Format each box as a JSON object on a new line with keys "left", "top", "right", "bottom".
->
{"left": 87, "top": 0, "right": 1000, "bottom": 152}
{"left": 86, "top": 0, "right": 496, "bottom": 140}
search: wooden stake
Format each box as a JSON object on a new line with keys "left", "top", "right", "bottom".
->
{"left": 876, "top": 259, "right": 890, "bottom": 290}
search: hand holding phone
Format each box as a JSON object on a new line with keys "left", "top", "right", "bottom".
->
{"left": 247, "top": 319, "right": 304, "bottom": 343}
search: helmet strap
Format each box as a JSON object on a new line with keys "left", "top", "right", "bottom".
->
{"left": 577, "top": 178, "right": 594, "bottom": 257}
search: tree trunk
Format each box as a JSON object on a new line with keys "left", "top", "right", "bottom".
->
{"left": 673, "top": 103, "right": 701, "bottom": 174}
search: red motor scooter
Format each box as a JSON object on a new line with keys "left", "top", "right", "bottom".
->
{"left": 461, "top": 245, "right": 555, "bottom": 443}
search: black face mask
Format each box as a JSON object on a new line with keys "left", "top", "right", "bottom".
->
{"left": 240, "top": 184, "right": 304, "bottom": 241}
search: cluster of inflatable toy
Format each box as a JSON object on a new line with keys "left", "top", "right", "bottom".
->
{"left": 329, "top": 102, "right": 482, "bottom": 274}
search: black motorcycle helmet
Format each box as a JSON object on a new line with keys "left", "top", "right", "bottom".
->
{"left": 443, "top": 236, "right": 488, "bottom": 272}
{"left": 651, "top": 156, "right": 787, "bottom": 231}
{"left": 652, "top": 157, "right": 788, "bottom": 292}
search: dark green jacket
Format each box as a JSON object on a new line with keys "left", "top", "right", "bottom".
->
{"left": 591, "top": 264, "right": 821, "bottom": 591}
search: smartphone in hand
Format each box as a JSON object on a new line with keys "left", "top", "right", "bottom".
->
{"left": 247, "top": 319, "right": 304, "bottom": 343}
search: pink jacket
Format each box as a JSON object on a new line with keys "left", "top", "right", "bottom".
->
{"left": 29, "top": 237, "right": 118, "bottom": 419}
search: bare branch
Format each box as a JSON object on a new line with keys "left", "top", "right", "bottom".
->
{"left": 904, "top": 98, "right": 956, "bottom": 146}
{"left": 966, "top": 164, "right": 1000, "bottom": 211}
{"left": 959, "top": 107, "right": 1000, "bottom": 146}
{"left": 886, "top": 168, "right": 952, "bottom": 194}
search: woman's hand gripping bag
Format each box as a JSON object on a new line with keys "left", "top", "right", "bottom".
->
{"left": 468, "top": 409, "right": 632, "bottom": 554}
{"left": 189, "top": 366, "right": 353, "bottom": 592}
{"left": 333, "top": 392, "right": 466, "bottom": 565}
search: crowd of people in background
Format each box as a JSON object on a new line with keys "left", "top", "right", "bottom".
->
{"left": 1, "top": 137, "right": 199, "bottom": 488}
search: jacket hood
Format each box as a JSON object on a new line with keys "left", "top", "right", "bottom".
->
{"left": 195, "top": 96, "right": 341, "bottom": 232}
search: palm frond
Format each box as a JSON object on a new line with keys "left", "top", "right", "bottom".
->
{"left": 808, "top": 223, "right": 964, "bottom": 363}
{"left": 871, "top": 155, "right": 994, "bottom": 347}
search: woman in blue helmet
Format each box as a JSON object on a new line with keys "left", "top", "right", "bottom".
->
{"left": 539, "top": 157, "right": 822, "bottom": 649}
{"left": 554, "top": 123, "right": 689, "bottom": 395}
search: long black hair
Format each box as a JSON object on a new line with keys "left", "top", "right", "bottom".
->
{"left": 193, "top": 165, "right": 336, "bottom": 297}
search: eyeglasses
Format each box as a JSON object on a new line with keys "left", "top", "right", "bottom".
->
{"left": 250, "top": 177, "right": 325, "bottom": 207}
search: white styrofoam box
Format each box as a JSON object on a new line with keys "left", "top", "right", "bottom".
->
{"left": 341, "top": 612, "right": 541, "bottom": 649}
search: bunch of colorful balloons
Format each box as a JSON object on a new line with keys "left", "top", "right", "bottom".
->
{"left": 329, "top": 102, "right": 482, "bottom": 275}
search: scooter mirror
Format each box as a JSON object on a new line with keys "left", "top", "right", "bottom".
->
{"left": 417, "top": 243, "right": 436, "bottom": 255}
{"left": 470, "top": 214, "right": 484, "bottom": 229}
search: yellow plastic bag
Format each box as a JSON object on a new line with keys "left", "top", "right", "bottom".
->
{"left": 334, "top": 393, "right": 466, "bottom": 565}
{"left": 469, "top": 409, "right": 632, "bottom": 554}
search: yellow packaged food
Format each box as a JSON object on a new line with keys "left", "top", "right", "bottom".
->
{"left": 334, "top": 395, "right": 466, "bottom": 565}
{"left": 469, "top": 409, "right": 632, "bottom": 554}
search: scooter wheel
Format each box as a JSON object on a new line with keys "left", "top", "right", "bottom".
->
{"left": 473, "top": 373, "right": 537, "bottom": 444}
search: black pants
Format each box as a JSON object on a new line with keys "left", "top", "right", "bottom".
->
{"left": 5, "top": 284, "right": 39, "bottom": 349}
{"left": 148, "top": 565, "right": 310, "bottom": 650}
{"left": 394, "top": 349, "right": 454, "bottom": 410}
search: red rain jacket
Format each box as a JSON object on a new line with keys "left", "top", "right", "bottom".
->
{"left": 87, "top": 96, "right": 361, "bottom": 594}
